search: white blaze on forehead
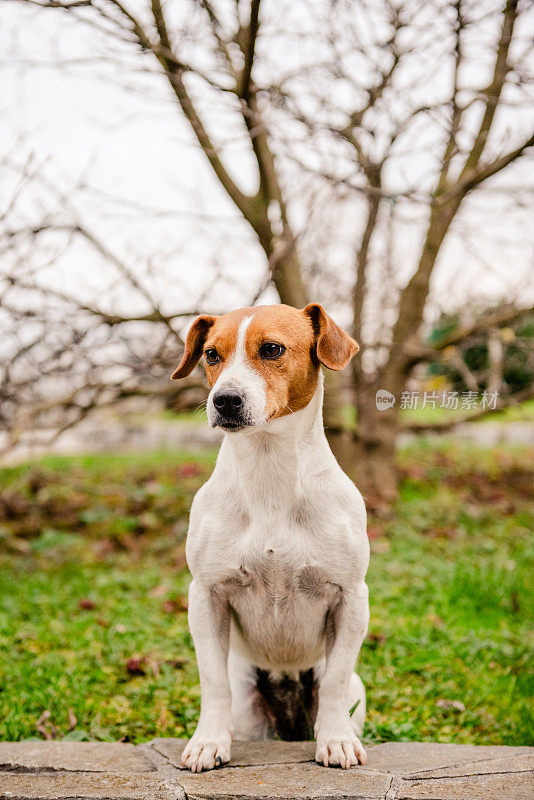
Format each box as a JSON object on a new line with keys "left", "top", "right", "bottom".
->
{"left": 207, "top": 315, "right": 267, "bottom": 427}
{"left": 232, "top": 316, "right": 253, "bottom": 368}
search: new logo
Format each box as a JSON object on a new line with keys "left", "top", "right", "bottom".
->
{"left": 375, "top": 390, "right": 396, "bottom": 411}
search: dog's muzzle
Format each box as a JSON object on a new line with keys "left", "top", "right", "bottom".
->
{"left": 212, "top": 389, "right": 249, "bottom": 430}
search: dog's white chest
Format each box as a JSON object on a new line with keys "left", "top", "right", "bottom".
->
{"left": 217, "top": 531, "right": 341, "bottom": 670}
{"left": 225, "top": 539, "right": 340, "bottom": 604}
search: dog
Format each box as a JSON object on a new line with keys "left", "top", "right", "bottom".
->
{"left": 171, "top": 303, "right": 369, "bottom": 772}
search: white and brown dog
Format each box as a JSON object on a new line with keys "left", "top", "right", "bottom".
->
{"left": 171, "top": 303, "right": 369, "bottom": 772}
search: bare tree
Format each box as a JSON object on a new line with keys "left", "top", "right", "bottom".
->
{"left": 276, "top": 0, "right": 534, "bottom": 499}
{"left": 0, "top": 148, "right": 222, "bottom": 450}
{"left": 3, "top": 0, "right": 534, "bottom": 500}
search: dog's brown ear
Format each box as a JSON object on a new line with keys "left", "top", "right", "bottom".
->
{"left": 171, "top": 315, "right": 217, "bottom": 380}
{"left": 303, "top": 303, "right": 359, "bottom": 371}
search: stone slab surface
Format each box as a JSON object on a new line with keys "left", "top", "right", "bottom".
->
{"left": 362, "top": 742, "right": 533, "bottom": 777}
{"left": 414, "top": 751, "right": 534, "bottom": 779}
{"left": 0, "top": 773, "right": 184, "bottom": 800}
{"left": 397, "top": 772, "right": 534, "bottom": 800}
{"left": 0, "top": 742, "right": 155, "bottom": 774}
{"left": 177, "top": 762, "right": 391, "bottom": 799}
{"left": 152, "top": 740, "right": 315, "bottom": 769}
{"left": 0, "top": 739, "right": 532, "bottom": 800}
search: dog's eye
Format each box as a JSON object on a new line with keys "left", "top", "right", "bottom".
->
{"left": 204, "top": 348, "right": 220, "bottom": 365}
{"left": 260, "top": 342, "right": 285, "bottom": 360}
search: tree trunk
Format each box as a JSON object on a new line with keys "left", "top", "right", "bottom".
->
{"left": 271, "top": 242, "right": 308, "bottom": 309}
{"left": 324, "top": 377, "right": 401, "bottom": 505}
{"left": 323, "top": 369, "right": 355, "bottom": 471}
{"left": 353, "top": 202, "right": 459, "bottom": 503}
{"left": 351, "top": 382, "right": 400, "bottom": 506}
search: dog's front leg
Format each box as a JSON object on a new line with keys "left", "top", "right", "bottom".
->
{"left": 181, "top": 579, "right": 232, "bottom": 772}
{"left": 315, "top": 580, "right": 369, "bottom": 769}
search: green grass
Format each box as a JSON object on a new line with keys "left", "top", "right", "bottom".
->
{"left": 400, "top": 397, "right": 534, "bottom": 426}
{"left": 0, "top": 442, "right": 532, "bottom": 745}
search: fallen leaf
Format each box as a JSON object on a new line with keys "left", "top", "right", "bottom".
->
{"left": 36, "top": 710, "right": 57, "bottom": 740}
{"left": 78, "top": 598, "right": 96, "bottom": 610}
{"left": 7, "top": 537, "right": 31, "bottom": 554}
{"left": 126, "top": 655, "right": 160, "bottom": 677}
{"left": 143, "top": 480, "right": 163, "bottom": 495}
{"left": 370, "top": 538, "right": 390, "bottom": 554}
{"left": 162, "top": 597, "right": 188, "bottom": 614}
{"left": 436, "top": 699, "right": 465, "bottom": 712}
{"left": 165, "top": 658, "right": 188, "bottom": 669}
{"left": 148, "top": 658, "right": 160, "bottom": 677}
{"left": 126, "top": 656, "right": 146, "bottom": 676}
{"left": 177, "top": 463, "right": 203, "bottom": 478}
{"left": 93, "top": 538, "right": 116, "bottom": 560}
{"left": 426, "top": 526, "right": 457, "bottom": 539}
{"left": 367, "top": 632, "right": 386, "bottom": 645}
{"left": 149, "top": 584, "right": 168, "bottom": 599}
{"left": 156, "top": 705, "right": 169, "bottom": 731}
{"left": 367, "top": 526, "right": 383, "bottom": 540}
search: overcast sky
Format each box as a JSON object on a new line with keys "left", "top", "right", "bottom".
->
{"left": 1, "top": 1, "right": 533, "bottom": 331}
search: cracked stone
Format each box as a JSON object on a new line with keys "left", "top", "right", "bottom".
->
{"left": 0, "top": 743, "right": 156, "bottom": 774}
{"left": 176, "top": 761, "right": 392, "bottom": 799}
{"left": 362, "top": 743, "right": 533, "bottom": 777}
{"left": 409, "top": 751, "right": 534, "bottom": 779}
{"left": 397, "top": 771, "right": 534, "bottom": 800}
{"left": 0, "top": 772, "right": 185, "bottom": 800}
{"left": 151, "top": 740, "right": 315, "bottom": 769}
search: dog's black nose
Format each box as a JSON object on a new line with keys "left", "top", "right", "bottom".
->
{"left": 213, "top": 390, "right": 243, "bottom": 418}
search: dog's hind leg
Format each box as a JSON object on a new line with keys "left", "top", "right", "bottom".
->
{"left": 315, "top": 660, "right": 366, "bottom": 737}
{"left": 228, "top": 649, "right": 272, "bottom": 741}
{"left": 349, "top": 672, "right": 366, "bottom": 737}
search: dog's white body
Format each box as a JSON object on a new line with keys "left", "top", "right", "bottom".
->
{"left": 174, "top": 307, "right": 370, "bottom": 772}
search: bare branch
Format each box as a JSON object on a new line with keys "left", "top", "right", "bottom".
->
{"left": 438, "top": 133, "right": 534, "bottom": 204}
{"left": 459, "top": 0, "right": 519, "bottom": 178}
{"left": 405, "top": 303, "right": 534, "bottom": 365}
{"left": 236, "top": 0, "right": 261, "bottom": 102}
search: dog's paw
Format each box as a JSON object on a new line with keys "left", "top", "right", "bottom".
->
{"left": 181, "top": 730, "right": 231, "bottom": 772}
{"left": 315, "top": 730, "right": 367, "bottom": 769}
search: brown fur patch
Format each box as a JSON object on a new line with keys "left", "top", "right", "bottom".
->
{"left": 170, "top": 314, "right": 217, "bottom": 379}
{"left": 242, "top": 306, "right": 319, "bottom": 420}
{"left": 304, "top": 303, "right": 359, "bottom": 371}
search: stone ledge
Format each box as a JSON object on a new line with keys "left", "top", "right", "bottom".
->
{"left": 0, "top": 742, "right": 155, "bottom": 775}
{"left": 0, "top": 773, "right": 185, "bottom": 800}
{"left": 0, "top": 740, "right": 531, "bottom": 800}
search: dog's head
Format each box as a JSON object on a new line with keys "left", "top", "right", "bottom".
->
{"left": 171, "top": 304, "right": 358, "bottom": 432}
